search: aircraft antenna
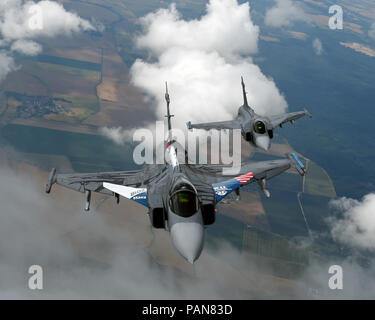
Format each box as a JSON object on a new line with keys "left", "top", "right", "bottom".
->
{"left": 241, "top": 76, "right": 249, "bottom": 107}
{"left": 165, "top": 82, "right": 174, "bottom": 139}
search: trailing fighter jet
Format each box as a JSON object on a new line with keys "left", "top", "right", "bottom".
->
{"left": 45, "top": 83, "right": 306, "bottom": 263}
{"left": 187, "top": 77, "right": 312, "bottom": 151}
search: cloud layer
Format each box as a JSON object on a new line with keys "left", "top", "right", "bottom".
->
{"left": 1, "top": 151, "right": 375, "bottom": 298}
{"left": 0, "top": 159, "right": 297, "bottom": 299}
{"left": 129, "top": 0, "right": 288, "bottom": 134}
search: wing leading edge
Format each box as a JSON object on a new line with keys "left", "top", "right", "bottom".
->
{"left": 212, "top": 172, "right": 254, "bottom": 203}
{"left": 103, "top": 182, "right": 148, "bottom": 207}
{"left": 202, "top": 153, "right": 306, "bottom": 202}
{"left": 269, "top": 108, "right": 312, "bottom": 129}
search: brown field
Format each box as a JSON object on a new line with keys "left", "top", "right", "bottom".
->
{"left": 83, "top": 48, "right": 155, "bottom": 128}
{"left": 0, "top": 70, "right": 50, "bottom": 96}
{"left": 287, "top": 31, "right": 308, "bottom": 40}
{"left": 344, "top": 22, "right": 363, "bottom": 34}
{"left": 218, "top": 191, "right": 269, "bottom": 230}
{"left": 44, "top": 47, "right": 102, "bottom": 64}
{"left": 97, "top": 77, "right": 118, "bottom": 102}
{"left": 260, "top": 36, "right": 280, "bottom": 42}
{"left": 340, "top": 42, "right": 375, "bottom": 57}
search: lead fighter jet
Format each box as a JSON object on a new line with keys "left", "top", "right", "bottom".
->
{"left": 46, "top": 83, "right": 306, "bottom": 263}
{"left": 187, "top": 77, "right": 312, "bottom": 151}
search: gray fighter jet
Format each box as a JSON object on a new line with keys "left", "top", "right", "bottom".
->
{"left": 46, "top": 83, "right": 306, "bottom": 263}
{"left": 187, "top": 77, "right": 312, "bottom": 151}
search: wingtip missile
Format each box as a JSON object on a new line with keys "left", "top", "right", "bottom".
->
{"left": 46, "top": 168, "right": 56, "bottom": 194}
{"left": 258, "top": 178, "right": 271, "bottom": 198}
{"left": 84, "top": 190, "right": 91, "bottom": 212}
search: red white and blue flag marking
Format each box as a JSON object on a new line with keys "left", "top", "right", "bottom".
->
{"left": 234, "top": 173, "right": 254, "bottom": 184}
{"left": 212, "top": 171, "right": 254, "bottom": 203}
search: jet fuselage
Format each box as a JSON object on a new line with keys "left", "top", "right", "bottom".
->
{"left": 237, "top": 105, "right": 272, "bottom": 151}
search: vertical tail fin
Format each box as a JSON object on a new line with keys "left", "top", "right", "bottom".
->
{"left": 165, "top": 82, "right": 170, "bottom": 105}
{"left": 241, "top": 76, "right": 249, "bottom": 107}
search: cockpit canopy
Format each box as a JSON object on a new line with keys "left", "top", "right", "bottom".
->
{"left": 169, "top": 183, "right": 199, "bottom": 218}
{"left": 253, "top": 120, "right": 266, "bottom": 134}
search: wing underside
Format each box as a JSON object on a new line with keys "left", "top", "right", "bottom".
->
{"left": 47, "top": 169, "right": 146, "bottom": 196}
{"left": 269, "top": 109, "right": 311, "bottom": 129}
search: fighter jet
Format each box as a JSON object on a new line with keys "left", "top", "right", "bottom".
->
{"left": 45, "top": 83, "right": 306, "bottom": 263}
{"left": 187, "top": 77, "right": 312, "bottom": 151}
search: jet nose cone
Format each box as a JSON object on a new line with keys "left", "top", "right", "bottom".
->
{"left": 255, "top": 135, "right": 271, "bottom": 151}
{"left": 171, "top": 222, "right": 204, "bottom": 264}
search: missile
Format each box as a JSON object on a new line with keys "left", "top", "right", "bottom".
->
{"left": 258, "top": 178, "right": 271, "bottom": 198}
{"left": 85, "top": 190, "right": 91, "bottom": 211}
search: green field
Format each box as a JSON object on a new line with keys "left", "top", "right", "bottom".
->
{"left": 0, "top": 124, "right": 138, "bottom": 172}
{"left": 32, "top": 62, "right": 100, "bottom": 82}
{"left": 27, "top": 55, "right": 102, "bottom": 72}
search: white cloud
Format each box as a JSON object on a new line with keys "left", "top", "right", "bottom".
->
{"left": 0, "top": 0, "right": 94, "bottom": 40}
{"left": 0, "top": 52, "right": 16, "bottom": 81}
{"left": 10, "top": 39, "right": 42, "bottom": 55}
{"left": 312, "top": 38, "right": 323, "bottom": 55}
{"left": 369, "top": 23, "right": 375, "bottom": 41}
{"left": 99, "top": 126, "right": 135, "bottom": 145}
{"left": 328, "top": 194, "right": 375, "bottom": 251}
{"left": 0, "top": 0, "right": 95, "bottom": 82}
{"left": 136, "top": 1, "right": 259, "bottom": 59}
{"left": 130, "top": 0, "right": 288, "bottom": 132}
{"left": 265, "top": 0, "right": 307, "bottom": 28}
